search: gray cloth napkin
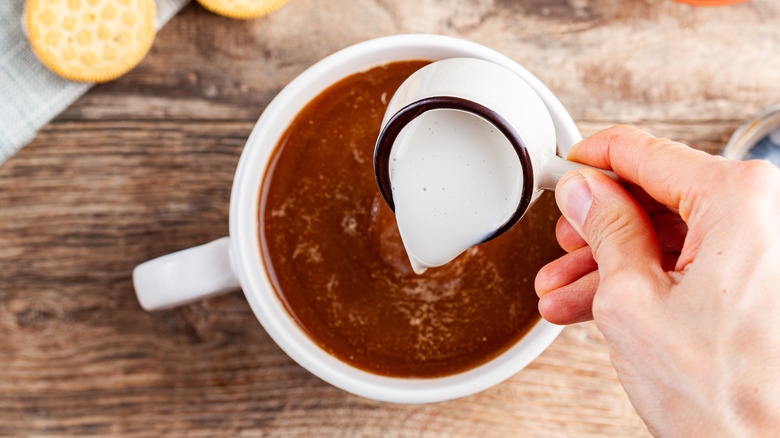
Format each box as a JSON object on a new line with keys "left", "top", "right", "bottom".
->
{"left": 0, "top": 0, "right": 189, "bottom": 165}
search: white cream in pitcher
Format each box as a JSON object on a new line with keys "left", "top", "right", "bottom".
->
{"left": 389, "top": 109, "right": 524, "bottom": 274}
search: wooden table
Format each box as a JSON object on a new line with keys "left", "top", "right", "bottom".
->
{"left": 2, "top": 0, "right": 778, "bottom": 436}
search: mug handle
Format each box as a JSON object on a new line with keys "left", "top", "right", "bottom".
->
{"left": 538, "top": 153, "right": 620, "bottom": 191}
{"left": 133, "top": 237, "right": 241, "bottom": 311}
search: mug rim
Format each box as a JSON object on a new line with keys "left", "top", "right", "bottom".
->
{"left": 229, "top": 34, "right": 576, "bottom": 404}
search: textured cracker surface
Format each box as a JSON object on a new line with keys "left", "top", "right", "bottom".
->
{"left": 195, "top": 0, "right": 289, "bottom": 19}
{"left": 26, "top": 0, "right": 156, "bottom": 82}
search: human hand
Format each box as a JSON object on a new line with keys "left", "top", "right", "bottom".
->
{"left": 534, "top": 125, "right": 780, "bottom": 436}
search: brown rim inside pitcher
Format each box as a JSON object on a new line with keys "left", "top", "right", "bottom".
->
{"left": 374, "top": 96, "right": 534, "bottom": 242}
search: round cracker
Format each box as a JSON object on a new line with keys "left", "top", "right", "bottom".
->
{"left": 196, "top": 0, "right": 289, "bottom": 19}
{"left": 26, "top": 0, "right": 157, "bottom": 83}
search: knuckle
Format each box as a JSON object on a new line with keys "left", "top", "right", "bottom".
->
{"left": 604, "top": 125, "right": 639, "bottom": 148}
{"left": 584, "top": 206, "right": 635, "bottom": 261}
{"left": 736, "top": 159, "right": 780, "bottom": 191}
{"left": 609, "top": 124, "right": 636, "bottom": 135}
{"left": 703, "top": 160, "right": 780, "bottom": 217}
{"left": 725, "top": 160, "right": 780, "bottom": 235}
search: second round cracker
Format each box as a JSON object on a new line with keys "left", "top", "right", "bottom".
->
{"left": 26, "top": 0, "right": 157, "bottom": 83}
{"left": 196, "top": 0, "right": 290, "bottom": 19}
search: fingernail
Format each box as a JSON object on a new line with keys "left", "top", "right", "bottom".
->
{"left": 556, "top": 173, "right": 592, "bottom": 230}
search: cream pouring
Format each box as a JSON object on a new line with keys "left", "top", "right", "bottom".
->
{"left": 389, "top": 109, "right": 524, "bottom": 274}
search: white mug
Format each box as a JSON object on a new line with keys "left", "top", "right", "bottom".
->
{"left": 133, "top": 34, "right": 572, "bottom": 404}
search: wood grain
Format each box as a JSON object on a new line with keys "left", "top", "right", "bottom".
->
{"left": 2, "top": 0, "right": 778, "bottom": 435}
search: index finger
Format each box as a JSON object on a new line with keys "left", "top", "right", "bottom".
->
{"left": 567, "top": 125, "right": 726, "bottom": 222}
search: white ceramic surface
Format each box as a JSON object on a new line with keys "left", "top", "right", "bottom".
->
{"left": 379, "top": 57, "right": 615, "bottom": 202}
{"left": 134, "top": 34, "right": 579, "bottom": 404}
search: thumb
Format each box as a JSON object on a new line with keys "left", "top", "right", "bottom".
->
{"left": 555, "top": 169, "right": 663, "bottom": 279}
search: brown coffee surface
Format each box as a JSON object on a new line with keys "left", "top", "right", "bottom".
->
{"left": 259, "top": 61, "right": 565, "bottom": 378}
